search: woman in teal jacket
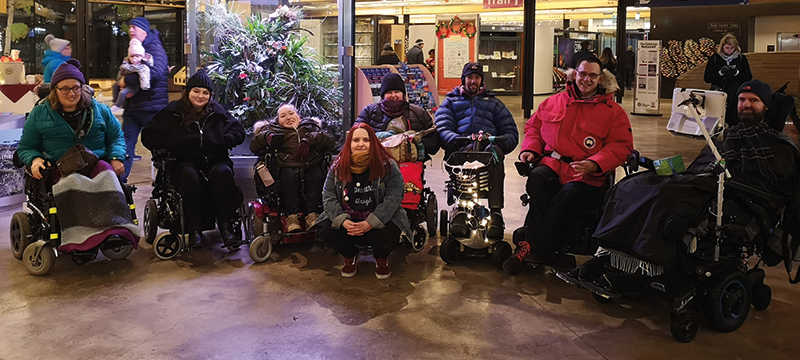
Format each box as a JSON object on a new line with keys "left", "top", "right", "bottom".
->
{"left": 18, "top": 59, "right": 126, "bottom": 179}
{"left": 41, "top": 34, "right": 72, "bottom": 84}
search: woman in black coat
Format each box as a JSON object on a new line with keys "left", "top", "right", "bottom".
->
{"left": 355, "top": 73, "right": 440, "bottom": 159}
{"left": 141, "top": 70, "right": 246, "bottom": 247}
{"left": 704, "top": 34, "right": 752, "bottom": 125}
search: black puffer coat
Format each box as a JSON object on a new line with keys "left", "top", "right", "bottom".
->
{"left": 141, "top": 100, "right": 245, "bottom": 170}
{"left": 356, "top": 102, "right": 440, "bottom": 158}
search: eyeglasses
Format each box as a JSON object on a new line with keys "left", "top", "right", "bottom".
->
{"left": 577, "top": 72, "right": 602, "bottom": 80}
{"left": 57, "top": 86, "right": 82, "bottom": 95}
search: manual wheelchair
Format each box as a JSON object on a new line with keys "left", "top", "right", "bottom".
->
{"left": 142, "top": 150, "right": 246, "bottom": 260}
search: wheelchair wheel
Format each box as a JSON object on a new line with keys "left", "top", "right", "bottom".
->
{"left": 491, "top": 241, "right": 512, "bottom": 270}
{"left": 440, "top": 236, "right": 460, "bottom": 264}
{"left": 252, "top": 215, "right": 264, "bottom": 238}
{"left": 670, "top": 312, "right": 699, "bottom": 343}
{"left": 249, "top": 234, "right": 273, "bottom": 263}
{"left": 751, "top": 283, "right": 772, "bottom": 311}
{"left": 23, "top": 242, "right": 56, "bottom": 276}
{"left": 439, "top": 210, "right": 449, "bottom": 238}
{"left": 143, "top": 199, "right": 158, "bottom": 245}
{"left": 154, "top": 233, "right": 182, "bottom": 260}
{"left": 10, "top": 212, "right": 32, "bottom": 260}
{"left": 426, "top": 194, "right": 438, "bottom": 238}
{"left": 102, "top": 244, "right": 134, "bottom": 260}
{"left": 410, "top": 225, "right": 427, "bottom": 253}
{"left": 702, "top": 270, "right": 752, "bottom": 333}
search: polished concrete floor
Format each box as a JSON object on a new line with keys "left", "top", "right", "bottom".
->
{"left": 2, "top": 94, "right": 799, "bottom": 360}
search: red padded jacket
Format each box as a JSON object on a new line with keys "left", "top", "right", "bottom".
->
{"left": 521, "top": 81, "right": 634, "bottom": 187}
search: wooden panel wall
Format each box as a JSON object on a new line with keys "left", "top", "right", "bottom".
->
{"left": 675, "top": 51, "right": 800, "bottom": 95}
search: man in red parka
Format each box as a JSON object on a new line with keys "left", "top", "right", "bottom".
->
{"left": 503, "top": 56, "right": 634, "bottom": 275}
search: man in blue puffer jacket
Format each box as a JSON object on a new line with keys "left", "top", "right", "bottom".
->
{"left": 118, "top": 17, "right": 169, "bottom": 182}
{"left": 435, "top": 62, "right": 519, "bottom": 240}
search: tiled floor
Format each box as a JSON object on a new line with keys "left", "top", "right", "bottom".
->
{"left": 0, "top": 93, "right": 797, "bottom": 360}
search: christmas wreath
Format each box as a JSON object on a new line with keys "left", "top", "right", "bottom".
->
{"left": 435, "top": 16, "right": 476, "bottom": 39}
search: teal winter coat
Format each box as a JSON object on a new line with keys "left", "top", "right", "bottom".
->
{"left": 17, "top": 99, "right": 127, "bottom": 166}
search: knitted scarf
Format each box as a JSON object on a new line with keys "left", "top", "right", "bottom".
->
{"left": 380, "top": 99, "right": 407, "bottom": 118}
{"left": 719, "top": 50, "right": 740, "bottom": 65}
{"left": 351, "top": 152, "right": 370, "bottom": 174}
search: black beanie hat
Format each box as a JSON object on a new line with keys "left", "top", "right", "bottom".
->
{"left": 380, "top": 73, "right": 406, "bottom": 98}
{"left": 186, "top": 69, "right": 213, "bottom": 92}
{"left": 461, "top": 62, "right": 483, "bottom": 85}
{"left": 737, "top": 80, "right": 772, "bottom": 108}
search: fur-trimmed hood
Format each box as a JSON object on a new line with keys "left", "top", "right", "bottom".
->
{"left": 564, "top": 68, "right": 620, "bottom": 94}
{"left": 253, "top": 116, "right": 322, "bottom": 135}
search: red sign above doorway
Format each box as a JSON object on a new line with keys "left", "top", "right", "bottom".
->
{"left": 483, "top": 0, "right": 523, "bottom": 9}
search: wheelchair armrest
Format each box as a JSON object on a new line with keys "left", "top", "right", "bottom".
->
{"left": 625, "top": 150, "right": 655, "bottom": 173}
{"left": 727, "top": 179, "right": 772, "bottom": 203}
{"left": 515, "top": 161, "right": 537, "bottom": 177}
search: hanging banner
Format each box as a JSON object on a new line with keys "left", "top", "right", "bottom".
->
{"left": 633, "top": 40, "right": 662, "bottom": 116}
{"left": 637, "top": 0, "right": 748, "bottom": 6}
{"left": 443, "top": 36, "right": 470, "bottom": 78}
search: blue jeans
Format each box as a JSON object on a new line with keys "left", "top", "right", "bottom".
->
{"left": 121, "top": 110, "right": 158, "bottom": 183}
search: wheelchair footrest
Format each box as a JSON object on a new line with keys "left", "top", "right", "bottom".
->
{"left": 554, "top": 269, "right": 623, "bottom": 301}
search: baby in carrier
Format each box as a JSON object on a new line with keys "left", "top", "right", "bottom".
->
{"left": 111, "top": 39, "right": 152, "bottom": 114}
{"left": 250, "top": 104, "right": 336, "bottom": 232}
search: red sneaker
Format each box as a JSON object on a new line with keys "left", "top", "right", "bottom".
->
{"left": 341, "top": 254, "right": 358, "bottom": 278}
{"left": 375, "top": 258, "right": 391, "bottom": 280}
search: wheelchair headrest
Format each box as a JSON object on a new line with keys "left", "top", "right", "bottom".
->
{"left": 764, "top": 86, "right": 799, "bottom": 133}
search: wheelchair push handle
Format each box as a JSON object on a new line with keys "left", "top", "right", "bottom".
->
{"left": 457, "top": 131, "right": 508, "bottom": 148}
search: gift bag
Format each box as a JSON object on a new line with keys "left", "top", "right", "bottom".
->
{"left": 399, "top": 161, "right": 424, "bottom": 210}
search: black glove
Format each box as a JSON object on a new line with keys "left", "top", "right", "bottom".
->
{"left": 268, "top": 133, "right": 284, "bottom": 150}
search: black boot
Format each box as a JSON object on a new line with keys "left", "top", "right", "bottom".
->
{"left": 219, "top": 222, "right": 241, "bottom": 249}
{"left": 450, "top": 211, "right": 469, "bottom": 238}
{"left": 487, "top": 211, "right": 504, "bottom": 240}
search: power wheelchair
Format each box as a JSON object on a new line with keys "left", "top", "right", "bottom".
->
{"left": 553, "top": 87, "right": 800, "bottom": 342}
{"left": 9, "top": 154, "right": 139, "bottom": 275}
{"left": 246, "top": 151, "right": 330, "bottom": 263}
{"left": 142, "top": 150, "right": 246, "bottom": 260}
{"left": 438, "top": 131, "right": 512, "bottom": 270}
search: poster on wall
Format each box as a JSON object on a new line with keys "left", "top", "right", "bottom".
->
{"left": 633, "top": 40, "right": 662, "bottom": 116}
{"left": 444, "top": 36, "right": 470, "bottom": 78}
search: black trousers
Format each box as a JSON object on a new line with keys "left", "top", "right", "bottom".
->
{"left": 172, "top": 162, "right": 240, "bottom": 233}
{"left": 524, "top": 166, "right": 606, "bottom": 254}
{"left": 487, "top": 147, "right": 506, "bottom": 209}
{"left": 279, "top": 165, "right": 325, "bottom": 215}
{"left": 319, "top": 219, "right": 400, "bottom": 259}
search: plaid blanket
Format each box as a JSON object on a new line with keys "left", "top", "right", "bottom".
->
{"left": 53, "top": 169, "right": 141, "bottom": 252}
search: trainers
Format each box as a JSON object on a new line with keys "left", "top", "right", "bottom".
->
{"left": 305, "top": 212, "right": 317, "bottom": 229}
{"left": 341, "top": 254, "right": 359, "bottom": 278}
{"left": 111, "top": 106, "right": 124, "bottom": 117}
{"left": 450, "top": 211, "right": 469, "bottom": 238}
{"left": 375, "top": 258, "right": 391, "bottom": 279}
{"left": 487, "top": 212, "right": 504, "bottom": 240}
{"left": 286, "top": 214, "right": 302, "bottom": 233}
{"left": 503, "top": 240, "right": 531, "bottom": 275}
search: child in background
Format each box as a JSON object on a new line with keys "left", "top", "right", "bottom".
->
{"left": 111, "top": 39, "right": 152, "bottom": 114}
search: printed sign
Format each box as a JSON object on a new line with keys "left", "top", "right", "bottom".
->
{"left": 444, "top": 36, "right": 470, "bottom": 78}
{"left": 633, "top": 40, "right": 662, "bottom": 115}
{"left": 483, "top": 0, "right": 523, "bottom": 9}
{"left": 708, "top": 22, "right": 741, "bottom": 37}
